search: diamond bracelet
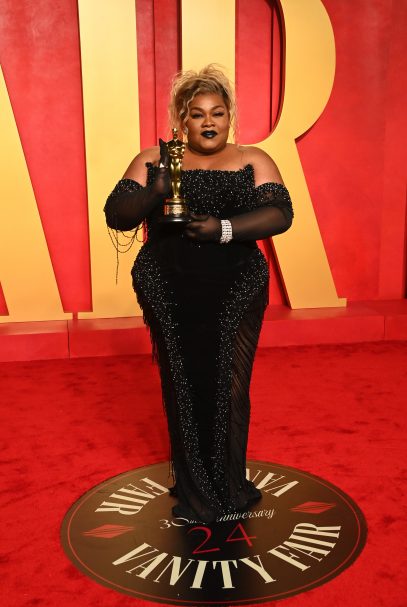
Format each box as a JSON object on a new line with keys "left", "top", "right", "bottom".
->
{"left": 220, "top": 219, "right": 233, "bottom": 244}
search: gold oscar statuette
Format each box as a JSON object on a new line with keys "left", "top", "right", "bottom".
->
{"left": 159, "top": 128, "right": 190, "bottom": 223}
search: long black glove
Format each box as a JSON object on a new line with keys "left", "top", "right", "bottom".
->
{"left": 104, "top": 140, "right": 171, "bottom": 231}
{"left": 232, "top": 182, "right": 293, "bottom": 240}
{"left": 184, "top": 183, "right": 293, "bottom": 242}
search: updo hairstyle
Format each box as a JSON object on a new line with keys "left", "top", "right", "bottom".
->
{"left": 168, "top": 64, "right": 237, "bottom": 140}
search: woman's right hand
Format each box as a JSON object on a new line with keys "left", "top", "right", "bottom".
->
{"left": 152, "top": 139, "right": 171, "bottom": 197}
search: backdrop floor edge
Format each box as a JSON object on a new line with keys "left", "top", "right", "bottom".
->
{"left": 0, "top": 299, "right": 406, "bottom": 362}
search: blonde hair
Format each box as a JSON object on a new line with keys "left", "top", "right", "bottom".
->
{"left": 168, "top": 64, "right": 237, "bottom": 141}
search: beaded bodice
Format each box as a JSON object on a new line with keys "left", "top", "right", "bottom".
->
{"left": 180, "top": 165, "right": 258, "bottom": 215}
{"left": 144, "top": 163, "right": 291, "bottom": 241}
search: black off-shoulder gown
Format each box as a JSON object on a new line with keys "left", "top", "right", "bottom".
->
{"left": 131, "top": 164, "right": 275, "bottom": 523}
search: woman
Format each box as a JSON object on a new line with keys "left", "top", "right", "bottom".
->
{"left": 104, "top": 65, "right": 293, "bottom": 523}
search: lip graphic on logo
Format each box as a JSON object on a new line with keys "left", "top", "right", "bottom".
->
{"left": 61, "top": 460, "right": 367, "bottom": 605}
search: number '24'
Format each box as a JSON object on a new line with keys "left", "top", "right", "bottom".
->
{"left": 188, "top": 523, "right": 256, "bottom": 554}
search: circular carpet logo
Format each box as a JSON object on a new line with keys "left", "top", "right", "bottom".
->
{"left": 61, "top": 460, "right": 367, "bottom": 604}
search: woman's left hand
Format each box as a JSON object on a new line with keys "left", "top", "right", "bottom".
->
{"left": 183, "top": 213, "right": 222, "bottom": 242}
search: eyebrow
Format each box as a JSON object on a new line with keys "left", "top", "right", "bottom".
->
{"left": 189, "top": 105, "right": 226, "bottom": 111}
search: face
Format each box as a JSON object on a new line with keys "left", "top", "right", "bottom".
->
{"left": 184, "top": 93, "right": 230, "bottom": 155}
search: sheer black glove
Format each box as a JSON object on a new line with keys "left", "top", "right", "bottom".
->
{"left": 183, "top": 208, "right": 289, "bottom": 243}
{"left": 229, "top": 206, "right": 291, "bottom": 241}
{"left": 230, "top": 183, "right": 293, "bottom": 241}
{"left": 154, "top": 138, "right": 171, "bottom": 195}
{"left": 183, "top": 213, "right": 222, "bottom": 242}
{"left": 104, "top": 139, "right": 171, "bottom": 231}
{"left": 183, "top": 184, "right": 293, "bottom": 243}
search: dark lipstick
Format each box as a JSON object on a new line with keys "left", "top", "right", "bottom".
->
{"left": 202, "top": 130, "right": 217, "bottom": 138}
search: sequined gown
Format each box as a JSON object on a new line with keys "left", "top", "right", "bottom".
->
{"left": 112, "top": 164, "right": 290, "bottom": 523}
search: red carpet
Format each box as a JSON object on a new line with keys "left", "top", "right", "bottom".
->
{"left": 1, "top": 341, "right": 406, "bottom": 606}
